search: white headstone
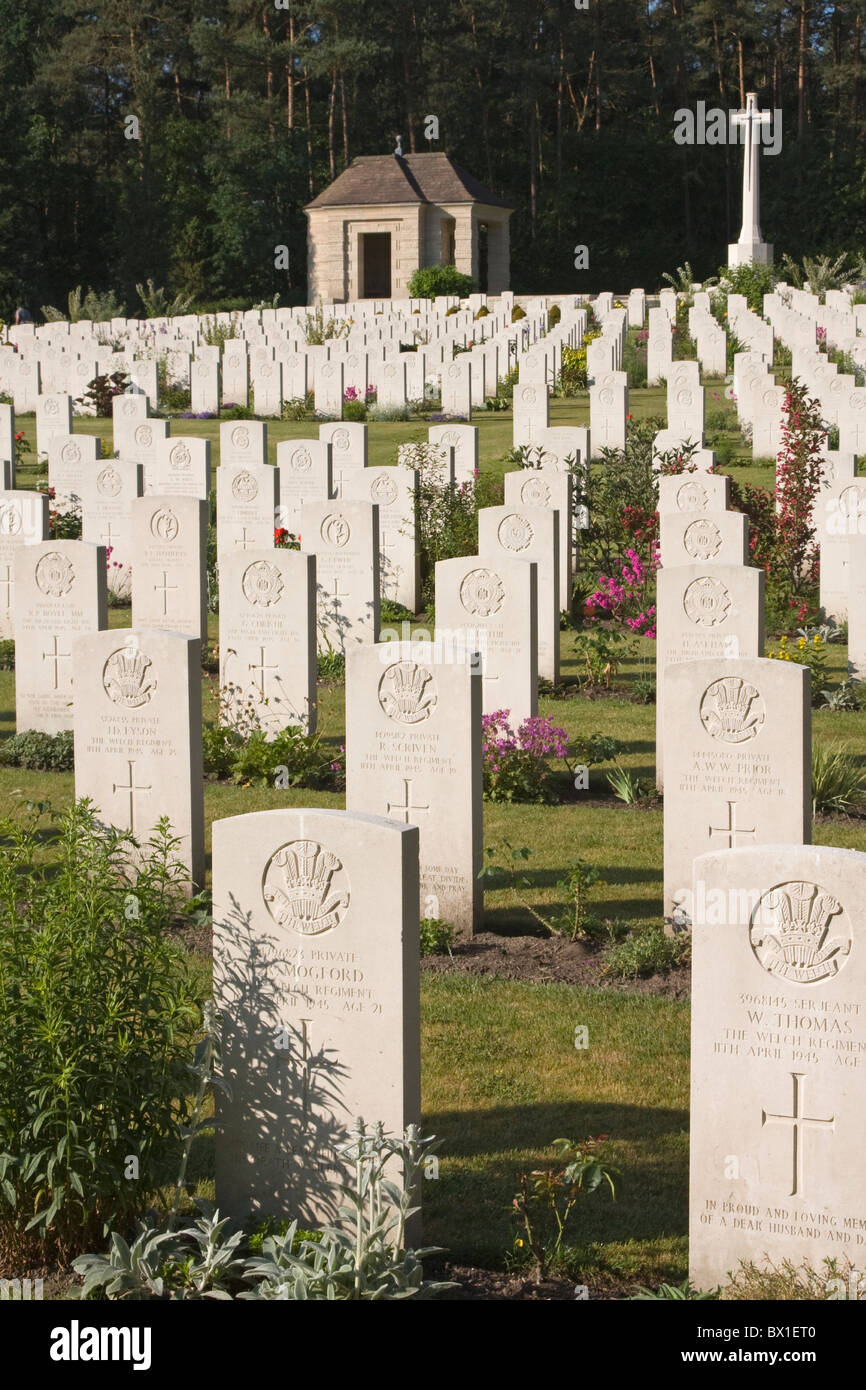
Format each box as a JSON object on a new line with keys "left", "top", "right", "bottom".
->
{"left": 212, "top": 807, "right": 420, "bottom": 1227}
{"left": 13, "top": 540, "right": 107, "bottom": 733}
{"left": 346, "top": 640, "right": 482, "bottom": 935}
{"left": 72, "top": 628, "right": 205, "bottom": 889}
{"left": 131, "top": 495, "right": 208, "bottom": 641}
{"left": 219, "top": 548, "right": 317, "bottom": 735}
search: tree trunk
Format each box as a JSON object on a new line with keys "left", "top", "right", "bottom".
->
{"left": 340, "top": 69, "right": 349, "bottom": 167}
{"left": 328, "top": 66, "right": 337, "bottom": 181}
{"left": 798, "top": 0, "right": 808, "bottom": 141}
{"left": 288, "top": 15, "right": 294, "bottom": 131}
{"left": 304, "top": 65, "right": 314, "bottom": 196}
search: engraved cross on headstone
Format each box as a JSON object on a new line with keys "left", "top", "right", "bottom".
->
{"left": 112, "top": 759, "right": 152, "bottom": 833}
{"left": 761, "top": 1072, "right": 835, "bottom": 1198}
{"left": 234, "top": 527, "right": 252, "bottom": 549}
{"left": 0, "top": 564, "right": 12, "bottom": 607}
{"left": 708, "top": 801, "right": 756, "bottom": 848}
{"left": 154, "top": 569, "right": 179, "bottom": 616}
{"left": 386, "top": 777, "right": 430, "bottom": 824}
{"left": 42, "top": 634, "right": 71, "bottom": 689}
{"left": 100, "top": 521, "right": 116, "bottom": 547}
{"left": 249, "top": 645, "right": 278, "bottom": 697}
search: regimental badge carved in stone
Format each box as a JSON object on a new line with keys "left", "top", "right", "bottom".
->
{"left": 262, "top": 839, "right": 349, "bottom": 935}
{"left": 150, "top": 507, "right": 179, "bottom": 542}
{"left": 497, "top": 513, "right": 534, "bottom": 552}
{"left": 459, "top": 567, "right": 505, "bottom": 616}
{"left": 242, "top": 559, "right": 284, "bottom": 607}
{"left": 169, "top": 443, "right": 191, "bottom": 471}
{"left": 371, "top": 474, "right": 398, "bottom": 506}
{"left": 520, "top": 476, "right": 550, "bottom": 507}
{"left": 321, "top": 514, "right": 350, "bottom": 547}
{"left": 378, "top": 660, "right": 437, "bottom": 725}
{"left": 0, "top": 502, "right": 22, "bottom": 535}
{"left": 676, "top": 389, "right": 693, "bottom": 407}
{"left": 232, "top": 471, "right": 258, "bottom": 502}
{"left": 521, "top": 387, "right": 537, "bottom": 405}
{"left": 839, "top": 485, "right": 866, "bottom": 521}
{"left": 683, "top": 576, "right": 731, "bottom": 626}
{"left": 331, "top": 428, "right": 350, "bottom": 452}
{"left": 35, "top": 551, "right": 75, "bottom": 597}
{"left": 231, "top": 426, "right": 250, "bottom": 450}
{"left": 683, "top": 518, "right": 722, "bottom": 560}
{"left": 103, "top": 645, "right": 156, "bottom": 707}
{"left": 447, "top": 364, "right": 462, "bottom": 379}
{"left": 676, "top": 480, "right": 708, "bottom": 511}
{"left": 750, "top": 881, "right": 852, "bottom": 983}
{"left": 122, "top": 400, "right": 138, "bottom": 417}
{"left": 97, "top": 466, "right": 122, "bottom": 497}
{"left": 700, "top": 677, "right": 765, "bottom": 743}
{"left": 135, "top": 424, "right": 153, "bottom": 447}
{"left": 290, "top": 448, "right": 312, "bottom": 473}
{"left": 61, "top": 442, "right": 82, "bottom": 464}
{"left": 599, "top": 388, "right": 614, "bottom": 407}
{"left": 44, "top": 398, "right": 60, "bottom": 417}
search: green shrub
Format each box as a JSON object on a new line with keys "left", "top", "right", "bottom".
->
{"left": 631, "top": 1278, "right": 718, "bottom": 1300}
{"left": 0, "top": 801, "right": 202, "bottom": 1265}
{"left": 511, "top": 305, "right": 526, "bottom": 321}
{"left": 0, "top": 639, "right": 14, "bottom": 670}
{"left": 281, "top": 393, "right": 315, "bottom": 421}
{"left": 602, "top": 927, "right": 688, "bottom": 979}
{"left": 0, "top": 729, "right": 74, "bottom": 771}
{"left": 220, "top": 403, "right": 255, "bottom": 420}
{"left": 812, "top": 744, "right": 866, "bottom": 816}
{"left": 203, "top": 723, "right": 342, "bottom": 790}
{"left": 547, "top": 304, "right": 561, "bottom": 327}
{"left": 407, "top": 265, "right": 475, "bottom": 300}
{"left": 342, "top": 399, "right": 367, "bottom": 422}
{"left": 317, "top": 648, "right": 346, "bottom": 683}
{"left": 420, "top": 917, "right": 454, "bottom": 956}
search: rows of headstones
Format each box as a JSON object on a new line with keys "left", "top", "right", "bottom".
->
{"left": 2, "top": 284, "right": 866, "bottom": 1281}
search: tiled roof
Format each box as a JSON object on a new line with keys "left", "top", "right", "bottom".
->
{"left": 305, "top": 153, "right": 512, "bottom": 210}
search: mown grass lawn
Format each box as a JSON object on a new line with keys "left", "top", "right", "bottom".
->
{"left": 5, "top": 383, "right": 866, "bottom": 1281}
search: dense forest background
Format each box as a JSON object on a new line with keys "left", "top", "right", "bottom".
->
{"left": 0, "top": 0, "right": 864, "bottom": 317}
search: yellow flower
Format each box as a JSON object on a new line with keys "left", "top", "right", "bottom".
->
{"left": 780, "top": 635, "right": 788, "bottom": 643}
{"left": 798, "top": 637, "right": 806, "bottom": 649}
{"left": 515, "top": 1238, "right": 524, "bottom": 1247}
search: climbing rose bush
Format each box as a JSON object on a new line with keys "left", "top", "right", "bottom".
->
{"left": 481, "top": 710, "right": 569, "bottom": 802}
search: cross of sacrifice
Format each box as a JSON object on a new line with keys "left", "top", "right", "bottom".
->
{"left": 112, "top": 759, "right": 152, "bottom": 833}
{"left": 708, "top": 801, "right": 756, "bottom": 849}
{"left": 42, "top": 635, "right": 71, "bottom": 689}
{"left": 249, "top": 646, "right": 278, "bottom": 698}
{"left": 153, "top": 569, "right": 178, "bottom": 616}
{"left": 386, "top": 777, "right": 430, "bottom": 824}
{"left": 730, "top": 92, "right": 773, "bottom": 251}
{"left": 761, "top": 1073, "right": 835, "bottom": 1199}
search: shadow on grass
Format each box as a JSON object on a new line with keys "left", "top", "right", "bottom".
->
{"left": 421, "top": 1100, "right": 689, "bottom": 1264}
